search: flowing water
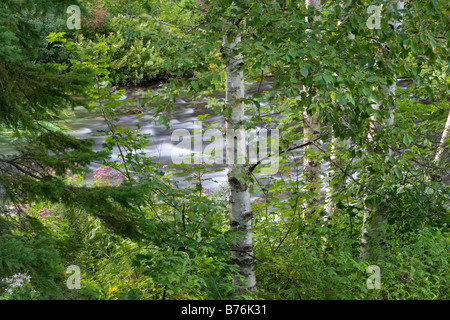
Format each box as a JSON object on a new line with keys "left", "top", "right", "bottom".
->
{"left": 0, "top": 79, "right": 415, "bottom": 191}
{"left": 56, "top": 80, "right": 277, "bottom": 190}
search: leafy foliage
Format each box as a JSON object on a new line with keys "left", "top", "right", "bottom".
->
{"left": 0, "top": 0, "right": 448, "bottom": 300}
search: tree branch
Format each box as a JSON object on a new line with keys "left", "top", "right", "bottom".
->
{"left": 312, "top": 142, "right": 448, "bottom": 218}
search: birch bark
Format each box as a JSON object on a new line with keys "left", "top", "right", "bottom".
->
{"left": 223, "top": 19, "right": 256, "bottom": 293}
{"left": 303, "top": 0, "right": 322, "bottom": 218}
{"left": 434, "top": 111, "right": 450, "bottom": 165}
{"left": 324, "top": 24, "right": 355, "bottom": 218}
{"left": 360, "top": 1, "right": 404, "bottom": 261}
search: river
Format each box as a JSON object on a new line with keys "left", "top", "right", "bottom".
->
{"left": 0, "top": 79, "right": 414, "bottom": 191}
{"left": 59, "top": 80, "right": 279, "bottom": 190}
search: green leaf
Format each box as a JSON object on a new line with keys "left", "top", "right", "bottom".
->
{"left": 159, "top": 115, "right": 170, "bottom": 127}
{"left": 359, "top": 59, "right": 366, "bottom": 68}
{"left": 197, "top": 114, "right": 210, "bottom": 121}
{"left": 330, "top": 92, "right": 336, "bottom": 102}
{"left": 425, "top": 87, "right": 435, "bottom": 101}
{"left": 403, "top": 135, "right": 411, "bottom": 147}
{"left": 300, "top": 67, "right": 309, "bottom": 78}
{"left": 432, "top": 0, "right": 439, "bottom": 10}
{"left": 394, "top": 167, "right": 402, "bottom": 179}
{"left": 323, "top": 74, "right": 333, "bottom": 84}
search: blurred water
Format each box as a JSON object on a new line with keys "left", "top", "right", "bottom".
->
{"left": 0, "top": 79, "right": 416, "bottom": 191}
{"left": 61, "top": 81, "right": 279, "bottom": 190}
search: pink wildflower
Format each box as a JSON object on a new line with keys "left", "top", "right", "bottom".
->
{"left": 94, "top": 166, "right": 124, "bottom": 185}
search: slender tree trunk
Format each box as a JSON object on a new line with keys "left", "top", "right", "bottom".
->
{"left": 322, "top": 135, "right": 350, "bottom": 251}
{"left": 303, "top": 112, "right": 322, "bottom": 217}
{"left": 324, "top": 27, "right": 354, "bottom": 218}
{"left": 361, "top": 1, "right": 404, "bottom": 261}
{"left": 324, "top": 135, "right": 339, "bottom": 218}
{"left": 223, "top": 21, "right": 256, "bottom": 293}
{"left": 427, "top": 111, "right": 450, "bottom": 182}
{"left": 303, "top": 0, "right": 322, "bottom": 219}
{"left": 434, "top": 111, "right": 450, "bottom": 165}
{"left": 360, "top": 82, "right": 396, "bottom": 261}
{"left": 325, "top": 136, "right": 351, "bottom": 217}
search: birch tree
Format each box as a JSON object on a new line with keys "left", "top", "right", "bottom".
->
{"left": 426, "top": 110, "right": 450, "bottom": 183}
{"left": 302, "top": 0, "right": 323, "bottom": 219}
{"left": 360, "top": 1, "right": 404, "bottom": 261}
{"left": 324, "top": 8, "right": 355, "bottom": 218}
{"left": 434, "top": 111, "right": 450, "bottom": 167}
{"left": 222, "top": 5, "right": 256, "bottom": 294}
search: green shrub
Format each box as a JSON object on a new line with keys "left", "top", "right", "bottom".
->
{"left": 255, "top": 225, "right": 448, "bottom": 300}
{"left": 0, "top": 232, "right": 66, "bottom": 299}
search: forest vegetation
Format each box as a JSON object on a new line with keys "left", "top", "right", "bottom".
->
{"left": 0, "top": 0, "right": 448, "bottom": 300}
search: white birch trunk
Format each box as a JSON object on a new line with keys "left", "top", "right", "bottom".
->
{"left": 324, "top": 136, "right": 351, "bottom": 217}
{"left": 361, "top": 82, "right": 396, "bottom": 261}
{"left": 324, "top": 135, "right": 339, "bottom": 218}
{"left": 324, "top": 23, "right": 354, "bottom": 218}
{"left": 361, "top": 1, "right": 403, "bottom": 260}
{"left": 434, "top": 111, "right": 450, "bottom": 165}
{"left": 303, "top": 0, "right": 322, "bottom": 219}
{"left": 427, "top": 111, "right": 450, "bottom": 182}
{"left": 223, "top": 22, "right": 256, "bottom": 293}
